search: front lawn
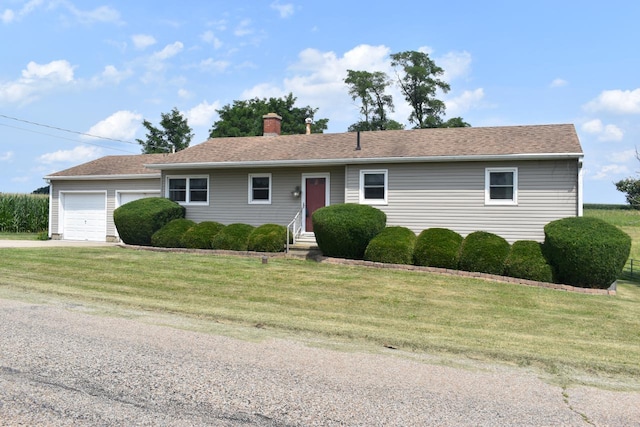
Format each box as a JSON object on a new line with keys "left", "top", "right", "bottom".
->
{"left": 0, "top": 246, "right": 638, "bottom": 385}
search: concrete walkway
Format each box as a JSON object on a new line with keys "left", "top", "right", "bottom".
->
{"left": 0, "top": 239, "right": 118, "bottom": 248}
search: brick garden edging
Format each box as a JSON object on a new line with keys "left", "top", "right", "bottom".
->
{"left": 317, "top": 256, "right": 617, "bottom": 296}
{"left": 119, "top": 244, "right": 616, "bottom": 296}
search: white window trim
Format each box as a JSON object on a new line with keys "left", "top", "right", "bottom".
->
{"left": 485, "top": 167, "right": 518, "bottom": 205}
{"left": 248, "top": 173, "right": 272, "bottom": 204}
{"left": 359, "top": 169, "right": 388, "bottom": 205}
{"left": 166, "top": 175, "right": 209, "bottom": 206}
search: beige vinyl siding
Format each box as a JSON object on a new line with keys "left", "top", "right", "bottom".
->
{"left": 162, "top": 167, "right": 345, "bottom": 227}
{"left": 346, "top": 160, "right": 578, "bottom": 242}
{"left": 50, "top": 178, "right": 160, "bottom": 241}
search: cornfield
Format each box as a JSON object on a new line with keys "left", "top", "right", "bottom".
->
{"left": 0, "top": 193, "right": 49, "bottom": 232}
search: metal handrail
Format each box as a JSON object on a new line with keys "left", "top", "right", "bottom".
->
{"left": 286, "top": 208, "right": 303, "bottom": 253}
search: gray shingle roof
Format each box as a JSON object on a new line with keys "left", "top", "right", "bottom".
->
{"left": 47, "top": 124, "right": 583, "bottom": 177}
{"left": 46, "top": 154, "right": 165, "bottom": 178}
{"left": 149, "top": 124, "right": 583, "bottom": 169}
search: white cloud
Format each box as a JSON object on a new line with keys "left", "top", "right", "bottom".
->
{"left": 234, "top": 19, "right": 253, "bottom": 36}
{"left": 1, "top": 0, "right": 42, "bottom": 24}
{"left": 1, "top": 9, "right": 15, "bottom": 23}
{"left": 62, "top": 3, "right": 122, "bottom": 25}
{"left": 607, "top": 149, "right": 636, "bottom": 163}
{"left": 132, "top": 34, "right": 156, "bottom": 50}
{"left": 445, "top": 89, "right": 485, "bottom": 116}
{"left": 590, "top": 164, "right": 630, "bottom": 180}
{"left": 38, "top": 145, "right": 102, "bottom": 165}
{"left": 584, "top": 89, "right": 640, "bottom": 114}
{"left": 437, "top": 51, "right": 472, "bottom": 82}
{"left": 270, "top": 1, "right": 294, "bottom": 18}
{"left": 581, "top": 119, "right": 624, "bottom": 141}
{"left": 0, "top": 60, "right": 75, "bottom": 104}
{"left": 84, "top": 110, "right": 142, "bottom": 141}
{"left": 98, "top": 65, "right": 131, "bottom": 84}
{"left": 582, "top": 119, "right": 603, "bottom": 134}
{"left": 185, "top": 101, "right": 220, "bottom": 127}
{"left": 201, "top": 30, "right": 222, "bottom": 49}
{"left": 2, "top": 1, "right": 121, "bottom": 25}
{"left": 152, "top": 41, "right": 184, "bottom": 61}
{"left": 550, "top": 78, "right": 567, "bottom": 88}
{"left": 0, "top": 151, "right": 14, "bottom": 161}
{"left": 198, "top": 58, "right": 230, "bottom": 73}
{"left": 178, "top": 88, "right": 192, "bottom": 99}
{"left": 22, "top": 60, "right": 74, "bottom": 83}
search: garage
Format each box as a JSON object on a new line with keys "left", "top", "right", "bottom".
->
{"left": 117, "top": 191, "right": 159, "bottom": 207}
{"left": 61, "top": 192, "right": 107, "bottom": 242}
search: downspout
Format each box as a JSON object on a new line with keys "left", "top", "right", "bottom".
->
{"left": 577, "top": 157, "right": 584, "bottom": 217}
{"left": 47, "top": 180, "right": 53, "bottom": 239}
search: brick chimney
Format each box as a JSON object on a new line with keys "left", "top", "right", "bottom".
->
{"left": 263, "top": 113, "right": 282, "bottom": 136}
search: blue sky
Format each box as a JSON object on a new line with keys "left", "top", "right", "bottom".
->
{"left": 0, "top": 0, "right": 638, "bottom": 203}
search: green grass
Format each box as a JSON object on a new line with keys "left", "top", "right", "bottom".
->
{"left": 0, "top": 232, "right": 42, "bottom": 240}
{"left": 0, "top": 246, "right": 639, "bottom": 385}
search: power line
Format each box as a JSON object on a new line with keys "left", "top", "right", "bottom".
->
{"left": 0, "top": 122, "right": 137, "bottom": 154}
{"left": 0, "top": 113, "right": 139, "bottom": 145}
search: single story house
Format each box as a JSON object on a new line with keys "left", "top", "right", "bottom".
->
{"left": 45, "top": 114, "right": 584, "bottom": 243}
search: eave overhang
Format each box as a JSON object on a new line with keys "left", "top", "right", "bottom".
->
{"left": 44, "top": 173, "right": 161, "bottom": 181}
{"left": 145, "top": 152, "right": 584, "bottom": 170}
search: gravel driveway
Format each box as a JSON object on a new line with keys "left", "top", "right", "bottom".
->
{"left": 1, "top": 295, "right": 639, "bottom": 426}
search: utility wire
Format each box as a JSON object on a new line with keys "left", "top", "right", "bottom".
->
{"left": 0, "top": 113, "right": 139, "bottom": 145}
{"left": 0, "top": 122, "right": 137, "bottom": 154}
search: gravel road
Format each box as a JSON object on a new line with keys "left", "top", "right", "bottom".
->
{"left": 1, "top": 296, "right": 639, "bottom": 426}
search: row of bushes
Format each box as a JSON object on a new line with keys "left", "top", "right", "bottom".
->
{"left": 114, "top": 199, "right": 631, "bottom": 289}
{"left": 311, "top": 204, "right": 630, "bottom": 289}
{"left": 0, "top": 193, "right": 49, "bottom": 232}
{"left": 363, "top": 226, "right": 553, "bottom": 283}
{"left": 113, "top": 198, "right": 288, "bottom": 252}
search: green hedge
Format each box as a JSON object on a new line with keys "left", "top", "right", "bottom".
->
{"left": 114, "top": 197, "right": 185, "bottom": 246}
{"left": 413, "top": 228, "right": 463, "bottom": 269}
{"left": 504, "top": 240, "right": 553, "bottom": 283}
{"left": 151, "top": 219, "right": 196, "bottom": 248}
{"left": 364, "top": 226, "right": 417, "bottom": 265}
{"left": 458, "top": 231, "right": 510, "bottom": 275}
{"left": 211, "top": 223, "right": 255, "bottom": 251}
{"left": 544, "top": 217, "right": 631, "bottom": 288}
{"left": 312, "top": 204, "right": 387, "bottom": 259}
{"left": 247, "top": 224, "right": 287, "bottom": 252}
{"left": 181, "top": 221, "right": 225, "bottom": 249}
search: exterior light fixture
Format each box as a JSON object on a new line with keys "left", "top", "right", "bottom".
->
{"left": 291, "top": 186, "right": 301, "bottom": 198}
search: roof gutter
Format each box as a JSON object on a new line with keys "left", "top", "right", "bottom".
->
{"left": 146, "top": 152, "right": 584, "bottom": 170}
{"left": 44, "top": 173, "right": 160, "bottom": 181}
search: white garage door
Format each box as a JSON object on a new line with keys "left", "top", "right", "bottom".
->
{"left": 118, "top": 192, "right": 159, "bottom": 206}
{"left": 62, "top": 193, "right": 106, "bottom": 242}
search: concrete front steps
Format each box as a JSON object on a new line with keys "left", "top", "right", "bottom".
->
{"left": 287, "top": 233, "right": 322, "bottom": 260}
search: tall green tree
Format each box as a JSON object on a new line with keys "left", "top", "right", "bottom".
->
{"left": 390, "top": 50, "right": 452, "bottom": 128}
{"left": 209, "top": 93, "right": 328, "bottom": 137}
{"left": 137, "top": 107, "right": 193, "bottom": 154}
{"left": 344, "top": 70, "right": 401, "bottom": 131}
{"left": 614, "top": 150, "right": 640, "bottom": 208}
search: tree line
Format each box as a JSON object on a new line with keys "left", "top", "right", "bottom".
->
{"left": 138, "top": 50, "right": 469, "bottom": 154}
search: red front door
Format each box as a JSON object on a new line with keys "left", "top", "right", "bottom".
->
{"left": 305, "top": 178, "right": 326, "bottom": 232}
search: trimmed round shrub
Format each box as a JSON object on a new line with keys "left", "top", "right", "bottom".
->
{"left": 364, "top": 226, "right": 417, "bottom": 265}
{"left": 247, "top": 224, "right": 287, "bottom": 252}
{"left": 180, "top": 221, "right": 225, "bottom": 249}
{"left": 413, "top": 228, "right": 463, "bottom": 269}
{"left": 458, "top": 231, "right": 510, "bottom": 275}
{"left": 543, "top": 217, "right": 631, "bottom": 288}
{"left": 312, "top": 204, "right": 387, "bottom": 259}
{"left": 504, "top": 240, "right": 553, "bottom": 283}
{"left": 151, "top": 219, "right": 196, "bottom": 248}
{"left": 211, "top": 223, "right": 255, "bottom": 251}
{"left": 113, "top": 197, "right": 185, "bottom": 246}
